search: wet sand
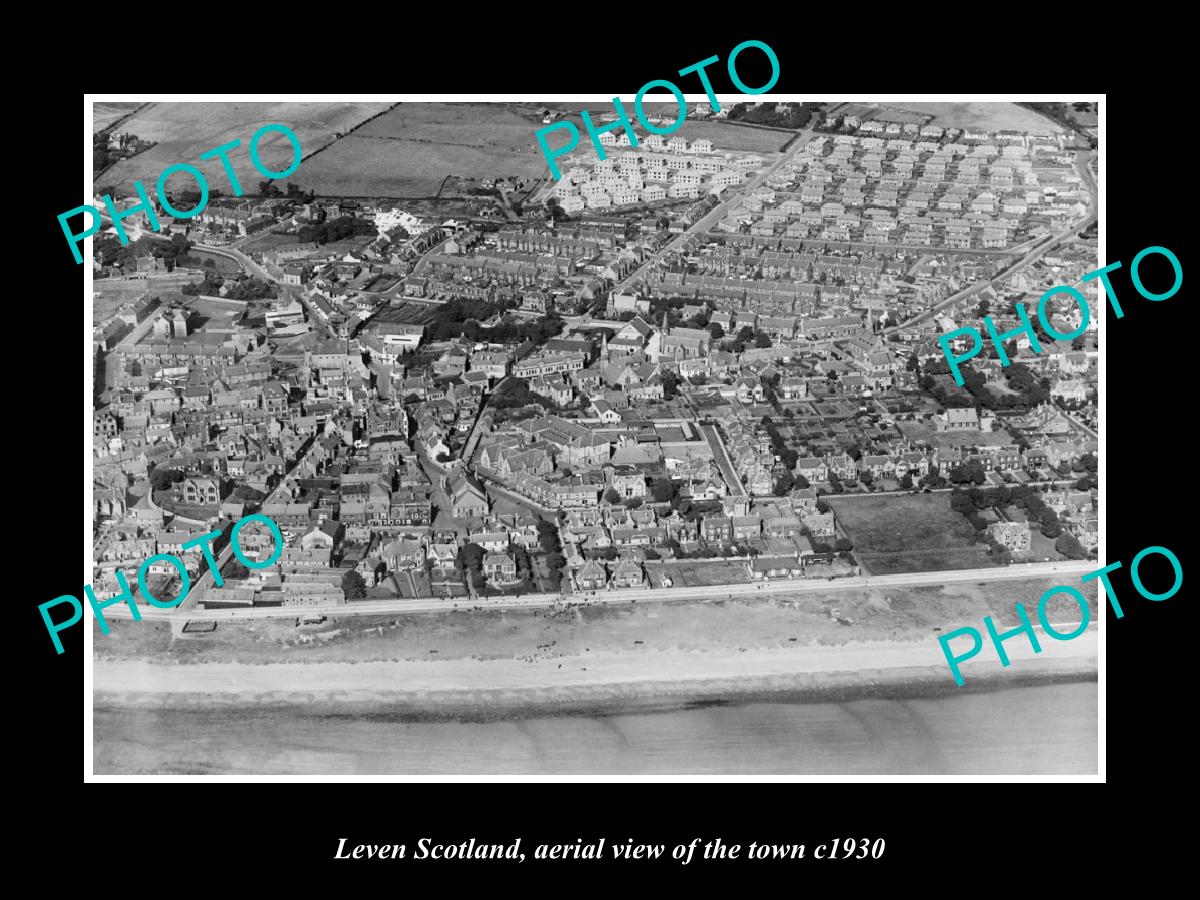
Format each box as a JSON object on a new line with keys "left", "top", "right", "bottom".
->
{"left": 94, "top": 682, "right": 1097, "bottom": 776}
{"left": 93, "top": 630, "right": 1097, "bottom": 775}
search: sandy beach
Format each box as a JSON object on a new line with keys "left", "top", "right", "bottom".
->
{"left": 94, "top": 627, "right": 1096, "bottom": 713}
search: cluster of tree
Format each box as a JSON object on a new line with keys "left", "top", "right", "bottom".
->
{"left": 760, "top": 417, "right": 799, "bottom": 492}
{"left": 455, "top": 542, "right": 486, "bottom": 584}
{"left": 726, "top": 101, "right": 822, "bottom": 129}
{"left": 1055, "top": 532, "right": 1089, "bottom": 560}
{"left": 660, "top": 369, "right": 681, "bottom": 399}
{"left": 295, "top": 215, "right": 376, "bottom": 245}
{"left": 489, "top": 377, "right": 557, "bottom": 413}
{"left": 342, "top": 569, "right": 368, "bottom": 600}
{"left": 920, "top": 357, "right": 1049, "bottom": 410}
{"left": 424, "top": 297, "right": 509, "bottom": 341}
{"left": 981, "top": 530, "right": 1013, "bottom": 564}
{"left": 477, "top": 313, "right": 565, "bottom": 346}
{"left": 182, "top": 271, "right": 277, "bottom": 301}
{"left": 949, "top": 459, "right": 988, "bottom": 486}
{"left": 257, "top": 180, "right": 316, "bottom": 202}
{"left": 429, "top": 303, "right": 562, "bottom": 346}
{"left": 149, "top": 467, "right": 186, "bottom": 492}
{"left": 651, "top": 477, "right": 680, "bottom": 504}
{"left": 94, "top": 233, "right": 192, "bottom": 270}
{"left": 538, "top": 519, "right": 565, "bottom": 580}
{"left": 719, "top": 325, "right": 771, "bottom": 355}
{"left": 949, "top": 484, "right": 1063, "bottom": 537}
{"left": 512, "top": 544, "right": 535, "bottom": 589}
{"left": 544, "top": 198, "right": 570, "bottom": 223}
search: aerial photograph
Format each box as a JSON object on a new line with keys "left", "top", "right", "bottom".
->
{"left": 88, "top": 98, "right": 1100, "bottom": 777}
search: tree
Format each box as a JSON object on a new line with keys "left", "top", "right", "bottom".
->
{"left": 1040, "top": 509, "right": 1063, "bottom": 538}
{"left": 651, "top": 478, "right": 678, "bottom": 504}
{"left": 624, "top": 496, "right": 644, "bottom": 509}
{"left": 899, "top": 473, "right": 913, "bottom": 490}
{"left": 455, "top": 542, "right": 485, "bottom": 579}
{"left": 709, "top": 322, "right": 725, "bottom": 340}
{"left": 537, "top": 519, "right": 561, "bottom": 554}
{"left": 773, "top": 470, "right": 795, "bottom": 496}
{"left": 603, "top": 487, "right": 621, "bottom": 505}
{"left": 950, "top": 490, "right": 975, "bottom": 514}
{"left": 1055, "top": 532, "right": 1088, "bottom": 560}
{"left": 342, "top": 570, "right": 368, "bottom": 600}
{"left": 220, "top": 557, "right": 251, "bottom": 581}
{"left": 834, "top": 537, "right": 853, "bottom": 552}
{"left": 149, "top": 467, "right": 185, "bottom": 492}
{"left": 753, "top": 331, "right": 772, "bottom": 349}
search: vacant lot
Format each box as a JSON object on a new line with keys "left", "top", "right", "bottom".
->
{"left": 882, "top": 102, "right": 1065, "bottom": 133}
{"left": 296, "top": 103, "right": 551, "bottom": 198}
{"left": 898, "top": 421, "right": 1017, "bottom": 449}
{"left": 830, "top": 492, "right": 998, "bottom": 575}
{"left": 650, "top": 559, "right": 751, "bottom": 588}
{"left": 97, "top": 101, "right": 393, "bottom": 195}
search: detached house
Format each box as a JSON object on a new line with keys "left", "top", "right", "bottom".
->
{"left": 989, "top": 521, "right": 1031, "bottom": 554}
{"left": 483, "top": 552, "right": 518, "bottom": 582}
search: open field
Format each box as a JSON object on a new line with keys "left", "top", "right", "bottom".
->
{"left": 96, "top": 101, "right": 394, "bottom": 195}
{"left": 897, "top": 421, "right": 1017, "bottom": 449}
{"left": 548, "top": 111, "right": 792, "bottom": 156}
{"left": 672, "top": 119, "right": 793, "bottom": 153}
{"left": 93, "top": 574, "right": 1093, "bottom": 666}
{"left": 93, "top": 101, "right": 144, "bottom": 133}
{"left": 295, "top": 103, "right": 551, "bottom": 198}
{"left": 830, "top": 492, "right": 999, "bottom": 575}
{"left": 879, "top": 102, "right": 1065, "bottom": 133}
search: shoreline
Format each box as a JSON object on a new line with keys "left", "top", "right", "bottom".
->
{"left": 94, "top": 631, "right": 1097, "bottom": 718}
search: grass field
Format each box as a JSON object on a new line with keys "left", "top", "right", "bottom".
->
{"left": 897, "top": 421, "right": 1016, "bottom": 449}
{"left": 548, "top": 110, "right": 791, "bottom": 156}
{"left": 830, "top": 492, "right": 998, "bottom": 575}
{"left": 94, "top": 101, "right": 144, "bottom": 133}
{"left": 295, "top": 103, "right": 552, "bottom": 198}
{"left": 881, "top": 102, "right": 1065, "bottom": 133}
{"left": 96, "top": 101, "right": 393, "bottom": 195}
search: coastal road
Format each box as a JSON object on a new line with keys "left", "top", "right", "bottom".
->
{"left": 103, "top": 558, "right": 1098, "bottom": 623}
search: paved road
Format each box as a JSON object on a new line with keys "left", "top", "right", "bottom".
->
{"left": 103, "top": 559, "right": 1097, "bottom": 623}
